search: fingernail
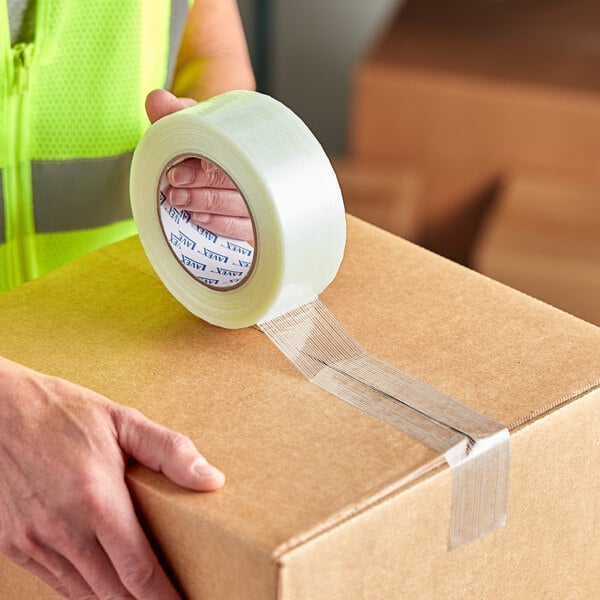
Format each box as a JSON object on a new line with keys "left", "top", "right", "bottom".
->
{"left": 170, "top": 188, "right": 190, "bottom": 207}
{"left": 194, "top": 462, "right": 224, "bottom": 482}
{"left": 192, "top": 212, "right": 211, "bottom": 223}
{"left": 169, "top": 165, "right": 194, "bottom": 186}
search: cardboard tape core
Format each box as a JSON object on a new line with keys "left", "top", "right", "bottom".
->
{"left": 158, "top": 155, "right": 255, "bottom": 291}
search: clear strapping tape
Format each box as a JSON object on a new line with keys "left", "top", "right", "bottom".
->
{"left": 130, "top": 90, "right": 510, "bottom": 550}
{"left": 257, "top": 298, "right": 510, "bottom": 550}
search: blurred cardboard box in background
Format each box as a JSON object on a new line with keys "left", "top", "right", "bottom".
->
{"left": 349, "top": 0, "right": 600, "bottom": 264}
{"left": 332, "top": 158, "right": 422, "bottom": 241}
{"left": 473, "top": 171, "right": 600, "bottom": 327}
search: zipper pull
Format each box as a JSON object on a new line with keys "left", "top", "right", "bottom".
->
{"left": 12, "top": 43, "right": 34, "bottom": 94}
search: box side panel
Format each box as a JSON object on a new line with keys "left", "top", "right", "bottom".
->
{"left": 280, "top": 389, "right": 600, "bottom": 599}
{"left": 126, "top": 469, "right": 279, "bottom": 600}
{"left": 0, "top": 470, "right": 279, "bottom": 600}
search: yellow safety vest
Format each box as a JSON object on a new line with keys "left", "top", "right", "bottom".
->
{"left": 0, "top": 0, "right": 188, "bottom": 291}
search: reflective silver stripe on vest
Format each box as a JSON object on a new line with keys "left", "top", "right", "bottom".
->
{"left": 0, "top": 170, "right": 4, "bottom": 244}
{"left": 32, "top": 152, "right": 133, "bottom": 233}
{"left": 16, "top": 1, "right": 188, "bottom": 236}
{"left": 166, "top": 0, "right": 190, "bottom": 89}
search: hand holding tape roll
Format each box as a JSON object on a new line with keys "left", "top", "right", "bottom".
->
{"left": 130, "top": 90, "right": 510, "bottom": 549}
{"left": 131, "top": 90, "right": 346, "bottom": 329}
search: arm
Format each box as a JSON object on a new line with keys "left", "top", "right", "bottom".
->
{"left": 145, "top": 0, "right": 256, "bottom": 241}
{"left": 172, "top": 0, "right": 256, "bottom": 101}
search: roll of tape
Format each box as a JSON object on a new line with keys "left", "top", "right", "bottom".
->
{"left": 131, "top": 90, "right": 510, "bottom": 549}
{"left": 130, "top": 90, "right": 346, "bottom": 329}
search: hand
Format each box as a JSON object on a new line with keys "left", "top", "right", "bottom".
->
{"left": 0, "top": 357, "right": 224, "bottom": 599}
{"left": 146, "top": 89, "right": 254, "bottom": 242}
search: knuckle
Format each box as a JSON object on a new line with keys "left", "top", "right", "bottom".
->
{"left": 8, "top": 524, "right": 38, "bottom": 556}
{"left": 74, "top": 479, "right": 107, "bottom": 517}
{"left": 118, "top": 405, "right": 143, "bottom": 426}
{"left": 218, "top": 217, "right": 238, "bottom": 239}
{"left": 206, "top": 168, "right": 222, "bottom": 187}
{"left": 54, "top": 584, "right": 71, "bottom": 598}
{"left": 48, "top": 520, "right": 79, "bottom": 554}
{"left": 113, "top": 405, "right": 146, "bottom": 438}
{"left": 121, "top": 557, "right": 157, "bottom": 592}
{"left": 203, "top": 188, "right": 219, "bottom": 212}
{"left": 163, "top": 430, "right": 194, "bottom": 457}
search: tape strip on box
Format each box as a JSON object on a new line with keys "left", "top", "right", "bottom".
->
{"left": 257, "top": 298, "right": 509, "bottom": 549}
{"left": 130, "top": 90, "right": 510, "bottom": 549}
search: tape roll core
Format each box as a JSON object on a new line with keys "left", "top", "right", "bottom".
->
{"left": 157, "top": 153, "right": 257, "bottom": 291}
{"left": 131, "top": 91, "right": 346, "bottom": 328}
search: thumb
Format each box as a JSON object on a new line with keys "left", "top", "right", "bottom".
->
{"left": 115, "top": 407, "right": 225, "bottom": 491}
{"left": 145, "top": 89, "right": 197, "bottom": 123}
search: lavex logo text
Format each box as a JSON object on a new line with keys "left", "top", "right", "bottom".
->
{"left": 224, "top": 241, "right": 253, "bottom": 257}
{"left": 237, "top": 259, "right": 252, "bottom": 268}
{"left": 193, "top": 225, "right": 218, "bottom": 244}
{"left": 215, "top": 267, "right": 243, "bottom": 277}
{"left": 181, "top": 254, "right": 206, "bottom": 271}
{"left": 179, "top": 231, "right": 196, "bottom": 250}
{"left": 202, "top": 247, "right": 228, "bottom": 263}
{"left": 169, "top": 232, "right": 182, "bottom": 248}
{"left": 165, "top": 205, "right": 191, "bottom": 226}
{"left": 198, "top": 276, "right": 220, "bottom": 286}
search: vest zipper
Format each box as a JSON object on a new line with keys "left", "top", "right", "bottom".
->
{"left": 6, "top": 42, "right": 38, "bottom": 287}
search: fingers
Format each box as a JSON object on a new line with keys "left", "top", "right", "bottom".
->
{"left": 189, "top": 213, "right": 254, "bottom": 241}
{"left": 64, "top": 539, "right": 137, "bottom": 599}
{"left": 168, "top": 186, "right": 248, "bottom": 217}
{"left": 145, "top": 92, "right": 254, "bottom": 241}
{"left": 0, "top": 363, "right": 200, "bottom": 599}
{"left": 168, "top": 158, "right": 238, "bottom": 190}
{"left": 114, "top": 407, "right": 225, "bottom": 492}
{"left": 145, "top": 89, "right": 196, "bottom": 123}
{"left": 7, "top": 538, "right": 97, "bottom": 599}
{"left": 16, "top": 482, "right": 180, "bottom": 599}
{"left": 165, "top": 158, "right": 253, "bottom": 241}
{"left": 95, "top": 488, "right": 180, "bottom": 600}
{"left": 27, "top": 499, "right": 177, "bottom": 600}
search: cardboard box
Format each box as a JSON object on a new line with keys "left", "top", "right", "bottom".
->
{"left": 1, "top": 216, "right": 599, "bottom": 599}
{"left": 331, "top": 158, "right": 422, "bottom": 241}
{"left": 473, "top": 171, "right": 600, "bottom": 328}
{"left": 349, "top": 0, "right": 600, "bottom": 263}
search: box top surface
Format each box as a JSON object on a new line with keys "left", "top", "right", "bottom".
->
{"left": 367, "top": 0, "right": 600, "bottom": 94}
{"left": 1, "top": 216, "right": 599, "bottom": 557}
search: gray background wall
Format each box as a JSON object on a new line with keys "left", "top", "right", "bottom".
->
{"left": 237, "top": 0, "right": 402, "bottom": 155}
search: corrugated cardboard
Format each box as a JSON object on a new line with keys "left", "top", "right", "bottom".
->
{"left": 473, "top": 171, "right": 600, "bottom": 328}
{"left": 331, "top": 158, "right": 422, "bottom": 241}
{"left": 1, "top": 216, "right": 599, "bottom": 599}
{"left": 349, "top": 0, "right": 600, "bottom": 263}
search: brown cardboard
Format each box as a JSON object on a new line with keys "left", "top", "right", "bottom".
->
{"left": 349, "top": 0, "right": 600, "bottom": 263}
{"left": 474, "top": 172, "right": 600, "bottom": 328}
{"left": 331, "top": 158, "right": 422, "bottom": 241}
{"left": 1, "top": 216, "right": 599, "bottom": 598}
